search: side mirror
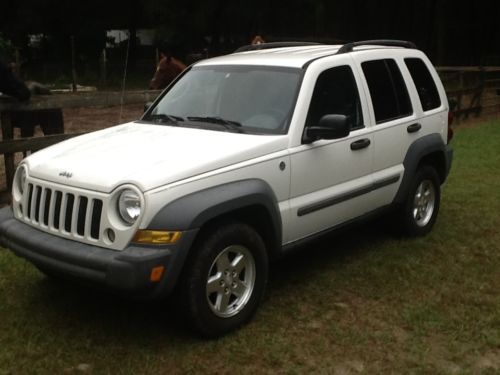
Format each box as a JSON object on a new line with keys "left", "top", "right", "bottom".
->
{"left": 144, "top": 102, "right": 153, "bottom": 113}
{"left": 304, "top": 114, "right": 350, "bottom": 143}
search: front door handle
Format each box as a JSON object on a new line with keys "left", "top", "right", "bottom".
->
{"left": 407, "top": 123, "right": 422, "bottom": 133}
{"left": 350, "top": 138, "right": 371, "bottom": 151}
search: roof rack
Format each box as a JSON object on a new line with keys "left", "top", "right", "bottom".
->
{"left": 336, "top": 39, "right": 417, "bottom": 54}
{"left": 235, "top": 42, "right": 320, "bottom": 53}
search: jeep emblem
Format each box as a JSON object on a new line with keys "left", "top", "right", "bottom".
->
{"left": 59, "top": 171, "right": 73, "bottom": 178}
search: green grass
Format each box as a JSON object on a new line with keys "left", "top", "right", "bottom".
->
{"left": 1, "top": 121, "right": 500, "bottom": 374}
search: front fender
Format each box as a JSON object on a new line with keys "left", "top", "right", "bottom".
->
{"left": 147, "top": 179, "right": 282, "bottom": 248}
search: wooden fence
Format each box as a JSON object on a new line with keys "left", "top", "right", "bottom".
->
{"left": 0, "top": 90, "right": 160, "bottom": 112}
{"left": 437, "top": 66, "right": 500, "bottom": 122}
{"left": 0, "top": 90, "right": 160, "bottom": 203}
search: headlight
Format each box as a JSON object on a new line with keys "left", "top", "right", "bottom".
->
{"left": 118, "top": 189, "right": 141, "bottom": 225}
{"left": 13, "top": 165, "right": 27, "bottom": 196}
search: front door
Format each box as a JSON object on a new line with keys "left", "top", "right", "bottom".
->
{"left": 286, "top": 62, "right": 374, "bottom": 244}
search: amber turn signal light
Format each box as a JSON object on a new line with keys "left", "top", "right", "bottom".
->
{"left": 150, "top": 266, "right": 165, "bottom": 282}
{"left": 132, "top": 230, "right": 182, "bottom": 245}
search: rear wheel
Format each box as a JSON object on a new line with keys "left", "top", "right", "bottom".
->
{"left": 399, "top": 165, "right": 441, "bottom": 236}
{"left": 180, "top": 222, "right": 268, "bottom": 337}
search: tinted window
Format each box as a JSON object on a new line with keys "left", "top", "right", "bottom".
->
{"left": 305, "top": 65, "right": 363, "bottom": 130}
{"left": 362, "top": 59, "right": 413, "bottom": 124}
{"left": 405, "top": 58, "right": 441, "bottom": 111}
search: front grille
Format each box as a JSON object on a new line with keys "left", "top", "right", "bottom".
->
{"left": 24, "top": 183, "right": 103, "bottom": 240}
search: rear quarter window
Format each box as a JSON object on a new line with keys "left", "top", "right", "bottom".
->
{"left": 404, "top": 58, "right": 441, "bottom": 111}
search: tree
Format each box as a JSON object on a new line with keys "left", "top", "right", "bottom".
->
{"left": 1, "top": 0, "right": 499, "bottom": 66}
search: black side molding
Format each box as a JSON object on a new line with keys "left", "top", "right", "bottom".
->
{"left": 297, "top": 174, "right": 400, "bottom": 217}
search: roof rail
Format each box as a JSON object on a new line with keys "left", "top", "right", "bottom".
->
{"left": 336, "top": 39, "right": 417, "bottom": 54}
{"left": 235, "top": 42, "right": 321, "bottom": 53}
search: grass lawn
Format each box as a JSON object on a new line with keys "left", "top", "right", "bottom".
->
{"left": 1, "top": 121, "right": 499, "bottom": 374}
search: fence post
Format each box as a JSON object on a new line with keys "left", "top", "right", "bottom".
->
{"left": 0, "top": 113, "right": 15, "bottom": 191}
{"left": 71, "top": 36, "right": 77, "bottom": 92}
{"left": 100, "top": 48, "right": 107, "bottom": 88}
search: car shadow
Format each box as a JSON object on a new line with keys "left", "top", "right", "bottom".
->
{"left": 26, "top": 216, "right": 395, "bottom": 341}
{"left": 268, "top": 216, "right": 395, "bottom": 292}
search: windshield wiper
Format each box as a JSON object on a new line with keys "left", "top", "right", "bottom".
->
{"left": 147, "top": 113, "right": 184, "bottom": 124}
{"left": 187, "top": 116, "right": 242, "bottom": 131}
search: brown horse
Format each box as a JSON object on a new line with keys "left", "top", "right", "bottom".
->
{"left": 149, "top": 55, "right": 187, "bottom": 90}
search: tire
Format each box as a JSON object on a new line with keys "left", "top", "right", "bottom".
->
{"left": 180, "top": 222, "right": 268, "bottom": 338}
{"left": 399, "top": 165, "right": 441, "bottom": 237}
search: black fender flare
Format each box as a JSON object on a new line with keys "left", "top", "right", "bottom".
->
{"left": 147, "top": 179, "right": 282, "bottom": 250}
{"left": 393, "top": 133, "right": 450, "bottom": 204}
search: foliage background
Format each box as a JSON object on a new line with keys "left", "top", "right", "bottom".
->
{"left": 1, "top": 0, "right": 499, "bottom": 65}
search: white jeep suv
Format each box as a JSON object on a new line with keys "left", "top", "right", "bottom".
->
{"left": 0, "top": 40, "right": 453, "bottom": 337}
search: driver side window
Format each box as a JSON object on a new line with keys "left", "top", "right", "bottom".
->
{"left": 305, "top": 65, "right": 364, "bottom": 130}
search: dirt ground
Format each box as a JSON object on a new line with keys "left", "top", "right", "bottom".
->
{"left": 62, "top": 104, "right": 144, "bottom": 133}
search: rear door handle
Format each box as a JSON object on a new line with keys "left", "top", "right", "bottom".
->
{"left": 407, "top": 123, "right": 422, "bottom": 133}
{"left": 350, "top": 138, "right": 371, "bottom": 151}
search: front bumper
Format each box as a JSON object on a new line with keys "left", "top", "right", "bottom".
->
{"left": 0, "top": 207, "right": 197, "bottom": 299}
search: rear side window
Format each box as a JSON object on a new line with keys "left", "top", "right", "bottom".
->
{"left": 361, "top": 59, "right": 413, "bottom": 124}
{"left": 405, "top": 58, "right": 441, "bottom": 111}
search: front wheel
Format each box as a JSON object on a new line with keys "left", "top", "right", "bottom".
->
{"left": 399, "top": 166, "right": 441, "bottom": 237}
{"left": 180, "top": 222, "right": 268, "bottom": 337}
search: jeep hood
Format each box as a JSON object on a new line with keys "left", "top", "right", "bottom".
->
{"left": 24, "top": 122, "right": 289, "bottom": 192}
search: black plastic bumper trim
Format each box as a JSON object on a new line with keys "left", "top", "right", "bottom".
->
{"left": 0, "top": 207, "right": 197, "bottom": 298}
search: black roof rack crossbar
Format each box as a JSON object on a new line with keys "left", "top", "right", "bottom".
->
{"left": 337, "top": 39, "right": 417, "bottom": 54}
{"left": 235, "top": 42, "right": 320, "bottom": 53}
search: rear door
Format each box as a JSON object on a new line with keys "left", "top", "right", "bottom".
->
{"left": 351, "top": 51, "right": 418, "bottom": 207}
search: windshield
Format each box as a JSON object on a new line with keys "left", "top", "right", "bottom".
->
{"left": 143, "top": 65, "right": 302, "bottom": 134}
